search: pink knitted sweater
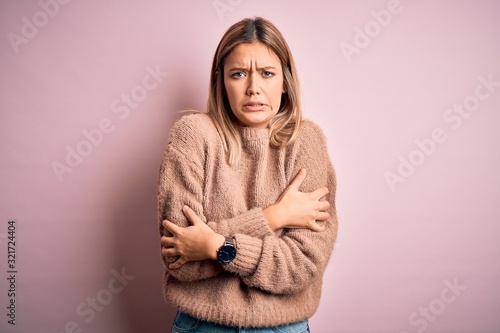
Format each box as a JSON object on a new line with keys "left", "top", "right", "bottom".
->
{"left": 158, "top": 113, "right": 337, "bottom": 328}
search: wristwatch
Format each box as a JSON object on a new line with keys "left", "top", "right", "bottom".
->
{"left": 217, "top": 237, "right": 237, "bottom": 264}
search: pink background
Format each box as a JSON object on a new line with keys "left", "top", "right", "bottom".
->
{"left": 1, "top": 1, "right": 500, "bottom": 332}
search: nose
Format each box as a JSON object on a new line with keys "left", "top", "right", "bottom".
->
{"left": 246, "top": 74, "right": 261, "bottom": 95}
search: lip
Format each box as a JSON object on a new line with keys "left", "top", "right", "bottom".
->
{"left": 243, "top": 102, "right": 267, "bottom": 111}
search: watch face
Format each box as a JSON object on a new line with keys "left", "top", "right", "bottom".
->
{"left": 218, "top": 245, "right": 237, "bottom": 263}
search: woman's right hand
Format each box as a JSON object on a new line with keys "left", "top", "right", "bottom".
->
{"left": 263, "top": 168, "right": 330, "bottom": 232}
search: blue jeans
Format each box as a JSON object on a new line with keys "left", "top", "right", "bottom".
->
{"left": 171, "top": 311, "right": 310, "bottom": 333}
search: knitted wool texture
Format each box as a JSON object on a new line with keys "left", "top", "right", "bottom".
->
{"left": 158, "top": 113, "right": 338, "bottom": 328}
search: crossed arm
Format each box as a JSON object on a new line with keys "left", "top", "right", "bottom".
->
{"left": 161, "top": 168, "right": 331, "bottom": 270}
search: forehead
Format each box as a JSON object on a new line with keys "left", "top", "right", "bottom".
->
{"left": 224, "top": 41, "right": 281, "bottom": 67}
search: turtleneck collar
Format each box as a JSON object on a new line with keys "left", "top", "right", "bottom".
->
{"left": 237, "top": 125, "right": 269, "bottom": 142}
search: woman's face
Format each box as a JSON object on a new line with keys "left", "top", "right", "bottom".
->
{"left": 223, "top": 41, "right": 285, "bottom": 129}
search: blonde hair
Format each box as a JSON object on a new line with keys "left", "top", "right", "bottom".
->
{"left": 207, "top": 17, "right": 302, "bottom": 165}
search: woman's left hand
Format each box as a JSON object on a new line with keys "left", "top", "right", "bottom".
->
{"left": 161, "top": 206, "right": 225, "bottom": 270}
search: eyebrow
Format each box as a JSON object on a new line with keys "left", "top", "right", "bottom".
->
{"left": 227, "top": 66, "right": 278, "bottom": 72}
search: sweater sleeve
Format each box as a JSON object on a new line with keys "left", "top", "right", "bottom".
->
{"left": 158, "top": 115, "right": 275, "bottom": 283}
{"left": 158, "top": 144, "right": 222, "bottom": 282}
{"left": 223, "top": 121, "right": 338, "bottom": 295}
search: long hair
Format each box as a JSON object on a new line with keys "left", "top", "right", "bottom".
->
{"left": 207, "top": 17, "right": 302, "bottom": 165}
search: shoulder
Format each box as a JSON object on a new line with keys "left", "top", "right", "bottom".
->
{"left": 296, "top": 119, "right": 328, "bottom": 149}
{"left": 293, "top": 119, "right": 333, "bottom": 167}
{"left": 168, "top": 112, "right": 220, "bottom": 152}
{"left": 170, "top": 112, "right": 217, "bottom": 139}
{"left": 300, "top": 119, "right": 326, "bottom": 135}
{"left": 164, "top": 112, "right": 222, "bottom": 166}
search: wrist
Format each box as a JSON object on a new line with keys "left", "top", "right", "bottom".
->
{"left": 263, "top": 204, "right": 282, "bottom": 231}
{"left": 208, "top": 233, "right": 226, "bottom": 260}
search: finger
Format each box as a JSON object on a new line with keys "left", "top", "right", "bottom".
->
{"left": 182, "top": 205, "right": 202, "bottom": 226}
{"left": 162, "top": 219, "right": 181, "bottom": 234}
{"left": 318, "top": 201, "right": 331, "bottom": 212}
{"left": 315, "top": 211, "right": 330, "bottom": 222}
{"left": 169, "top": 257, "right": 187, "bottom": 270}
{"left": 289, "top": 168, "right": 307, "bottom": 190}
{"left": 160, "top": 236, "right": 175, "bottom": 247}
{"left": 307, "top": 221, "right": 326, "bottom": 232}
{"left": 311, "top": 187, "right": 329, "bottom": 199}
{"left": 161, "top": 247, "right": 178, "bottom": 257}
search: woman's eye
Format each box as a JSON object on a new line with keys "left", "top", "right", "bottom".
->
{"left": 231, "top": 72, "right": 245, "bottom": 78}
{"left": 262, "top": 71, "right": 274, "bottom": 77}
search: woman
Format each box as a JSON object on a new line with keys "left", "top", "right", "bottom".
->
{"left": 158, "top": 17, "right": 338, "bottom": 333}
